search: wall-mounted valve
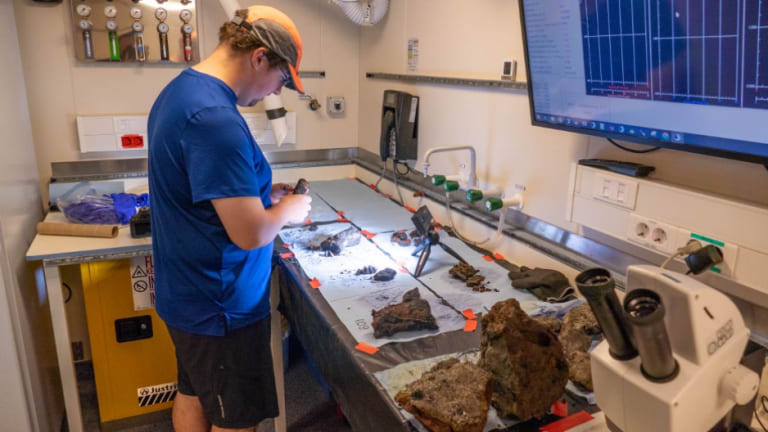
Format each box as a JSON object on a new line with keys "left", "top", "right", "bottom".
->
{"left": 444, "top": 180, "right": 460, "bottom": 192}
{"left": 485, "top": 194, "right": 523, "bottom": 212}
{"left": 466, "top": 187, "right": 501, "bottom": 203}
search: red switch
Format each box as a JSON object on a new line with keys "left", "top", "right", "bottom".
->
{"left": 121, "top": 134, "right": 144, "bottom": 149}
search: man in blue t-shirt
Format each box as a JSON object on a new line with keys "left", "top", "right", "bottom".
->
{"left": 147, "top": 6, "right": 311, "bottom": 431}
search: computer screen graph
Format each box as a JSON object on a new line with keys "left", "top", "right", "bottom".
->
{"left": 520, "top": 0, "right": 768, "bottom": 163}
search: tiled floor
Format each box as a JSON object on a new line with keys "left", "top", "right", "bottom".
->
{"left": 72, "top": 341, "right": 352, "bottom": 432}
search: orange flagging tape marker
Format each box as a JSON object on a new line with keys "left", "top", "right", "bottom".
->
{"left": 283, "top": 243, "right": 291, "bottom": 249}
{"left": 483, "top": 255, "right": 495, "bottom": 262}
{"left": 337, "top": 218, "right": 350, "bottom": 222}
{"left": 355, "top": 342, "right": 379, "bottom": 355}
{"left": 360, "top": 230, "right": 376, "bottom": 239}
{"left": 463, "top": 320, "right": 478, "bottom": 332}
{"left": 305, "top": 219, "right": 313, "bottom": 225}
{"left": 337, "top": 210, "right": 345, "bottom": 216}
{"left": 279, "top": 252, "right": 294, "bottom": 259}
{"left": 404, "top": 205, "right": 416, "bottom": 212}
{"left": 493, "top": 252, "right": 504, "bottom": 260}
{"left": 552, "top": 400, "right": 568, "bottom": 417}
{"left": 369, "top": 184, "right": 377, "bottom": 189}
{"left": 399, "top": 267, "right": 410, "bottom": 274}
{"left": 539, "top": 411, "right": 593, "bottom": 432}
{"left": 309, "top": 278, "right": 321, "bottom": 289}
{"left": 462, "top": 309, "right": 476, "bottom": 320}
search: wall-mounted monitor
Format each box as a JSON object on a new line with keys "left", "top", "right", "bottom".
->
{"left": 519, "top": 0, "right": 768, "bottom": 164}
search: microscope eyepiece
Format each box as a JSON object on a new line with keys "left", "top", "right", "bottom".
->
{"left": 576, "top": 268, "right": 638, "bottom": 360}
{"left": 623, "top": 289, "right": 679, "bottom": 382}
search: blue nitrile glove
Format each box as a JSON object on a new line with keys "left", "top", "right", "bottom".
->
{"left": 110, "top": 193, "right": 139, "bottom": 225}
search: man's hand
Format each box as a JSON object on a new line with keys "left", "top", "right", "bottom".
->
{"left": 277, "top": 194, "right": 312, "bottom": 224}
{"left": 270, "top": 182, "right": 294, "bottom": 204}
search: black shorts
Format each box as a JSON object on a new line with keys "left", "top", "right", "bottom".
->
{"left": 167, "top": 317, "right": 278, "bottom": 429}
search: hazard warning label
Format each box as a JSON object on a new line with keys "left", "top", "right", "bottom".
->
{"left": 130, "top": 255, "right": 155, "bottom": 311}
{"left": 137, "top": 381, "right": 177, "bottom": 408}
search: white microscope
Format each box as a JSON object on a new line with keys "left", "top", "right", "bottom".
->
{"left": 575, "top": 265, "right": 760, "bottom": 432}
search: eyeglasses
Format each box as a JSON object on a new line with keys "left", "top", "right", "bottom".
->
{"left": 279, "top": 66, "right": 291, "bottom": 88}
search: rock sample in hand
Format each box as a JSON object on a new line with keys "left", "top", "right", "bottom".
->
{"left": 371, "top": 288, "right": 438, "bottom": 338}
{"left": 479, "top": 299, "right": 568, "bottom": 420}
{"left": 395, "top": 358, "right": 492, "bottom": 432}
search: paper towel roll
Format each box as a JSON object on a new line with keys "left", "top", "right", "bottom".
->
{"left": 37, "top": 222, "right": 119, "bottom": 239}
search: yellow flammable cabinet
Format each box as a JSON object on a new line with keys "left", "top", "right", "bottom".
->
{"left": 81, "top": 256, "right": 177, "bottom": 423}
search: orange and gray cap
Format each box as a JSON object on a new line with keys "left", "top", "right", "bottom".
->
{"left": 231, "top": 6, "right": 304, "bottom": 93}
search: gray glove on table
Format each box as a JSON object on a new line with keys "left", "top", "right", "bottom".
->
{"left": 508, "top": 266, "right": 574, "bottom": 302}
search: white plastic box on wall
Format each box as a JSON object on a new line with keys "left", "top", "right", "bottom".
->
{"left": 77, "top": 115, "right": 148, "bottom": 153}
{"left": 567, "top": 163, "right": 768, "bottom": 305}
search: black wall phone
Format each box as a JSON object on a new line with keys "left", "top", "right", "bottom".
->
{"left": 380, "top": 90, "right": 419, "bottom": 162}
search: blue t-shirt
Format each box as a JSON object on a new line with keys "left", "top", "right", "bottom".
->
{"left": 148, "top": 68, "right": 273, "bottom": 336}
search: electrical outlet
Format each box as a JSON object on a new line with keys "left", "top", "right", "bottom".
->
{"left": 626, "top": 214, "right": 687, "bottom": 255}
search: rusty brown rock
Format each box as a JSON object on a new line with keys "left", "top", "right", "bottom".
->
{"left": 371, "top": 288, "right": 438, "bottom": 338}
{"left": 449, "top": 262, "right": 479, "bottom": 281}
{"left": 566, "top": 351, "right": 593, "bottom": 391}
{"left": 395, "top": 358, "right": 491, "bottom": 432}
{"left": 479, "top": 299, "right": 568, "bottom": 420}
{"left": 561, "top": 303, "right": 601, "bottom": 336}
{"left": 533, "top": 316, "right": 562, "bottom": 334}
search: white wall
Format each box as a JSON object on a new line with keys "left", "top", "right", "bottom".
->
{"left": 358, "top": 0, "right": 768, "bottom": 235}
{"left": 359, "top": 0, "right": 589, "bottom": 232}
{"left": 13, "top": 0, "right": 362, "bottom": 205}
{"left": 1, "top": 0, "right": 62, "bottom": 430}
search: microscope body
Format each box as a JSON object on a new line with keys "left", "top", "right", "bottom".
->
{"left": 592, "top": 265, "right": 756, "bottom": 432}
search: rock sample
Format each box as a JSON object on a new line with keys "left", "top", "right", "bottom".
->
{"left": 561, "top": 303, "right": 601, "bottom": 336}
{"left": 559, "top": 303, "right": 601, "bottom": 391}
{"left": 449, "top": 262, "right": 491, "bottom": 292}
{"left": 479, "top": 299, "right": 568, "bottom": 420}
{"left": 308, "top": 226, "right": 361, "bottom": 256}
{"left": 533, "top": 316, "right": 561, "bottom": 334}
{"left": 566, "top": 351, "right": 593, "bottom": 391}
{"left": 355, "top": 265, "right": 377, "bottom": 276}
{"left": 395, "top": 358, "right": 492, "bottom": 432}
{"left": 373, "top": 268, "right": 397, "bottom": 281}
{"left": 371, "top": 288, "right": 438, "bottom": 338}
{"left": 391, "top": 231, "right": 412, "bottom": 247}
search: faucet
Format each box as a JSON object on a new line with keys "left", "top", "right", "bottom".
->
{"left": 422, "top": 146, "right": 478, "bottom": 189}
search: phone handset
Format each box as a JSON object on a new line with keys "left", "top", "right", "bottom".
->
{"left": 380, "top": 110, "right": 395, "bottom": 161}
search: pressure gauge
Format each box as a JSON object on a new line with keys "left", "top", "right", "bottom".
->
{"left": 132, "top": 21, "right": 144, "bottom": 32}
{"left": 179, "top": 9, "right": 192, "bottom": 23}
{"left": 78, "top": 19, "right": 93, "bottom": 30}
{"left": 181, "top": 23, "right": 193, "bottom": 34}
{"left": 157, "top": 22, "right": 169, "bottom": 33}
{"left": 155, "top": 8, "right": 167, "bottom": 21}
{"left": 130, "top": 7, "right": 143, "bottom": 19}
{"left": 75, "top": 4, "right": 92, "bottom": 17}
{"left": 104, "top": 5, "right": 117, "bottom": 18}
{"left": 106, "top": 20, "right": 118, "bottom": 31}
